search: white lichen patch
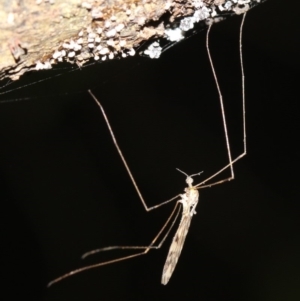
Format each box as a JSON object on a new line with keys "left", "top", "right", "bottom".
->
{"left": 165, "top": 28, "right": 184, "bottom": 42}
{"left": 35, "top": 60, "right": 52, "bottom": 70}
{"left": 144, "top": 42, "right": 162, "bottom": 59}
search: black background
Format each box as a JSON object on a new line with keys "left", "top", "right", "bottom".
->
{"left": 0, "top": 0, "right": 299, "bottom": 300}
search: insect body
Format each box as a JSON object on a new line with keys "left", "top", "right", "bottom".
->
{"left": 162, "top": 170, "right": 201, "bottom": 285}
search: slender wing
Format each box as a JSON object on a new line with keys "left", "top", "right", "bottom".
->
{"left": 161, "top": 214, "right": 192, "bottom": 285}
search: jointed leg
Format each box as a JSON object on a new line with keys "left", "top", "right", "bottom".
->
{"left": 48, "top": 201, "right": 182, "bottom": 287}
{"left": 89, "top": 89, "right": 183, "bottom": 211}
{"left": 194, "top": 13, "right": 247, "bottom": 190}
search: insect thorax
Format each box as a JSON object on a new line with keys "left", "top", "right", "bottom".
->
{"left": 181, "top": 187, "right": 199, "bottom": 216}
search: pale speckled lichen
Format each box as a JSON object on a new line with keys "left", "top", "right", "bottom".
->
{"left": 0, "top": 0, "right": 267, "bottom": 81}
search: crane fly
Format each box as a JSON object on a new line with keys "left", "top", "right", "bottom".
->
{"left": 48, "top": 12, "right": 247, "bottom": 287}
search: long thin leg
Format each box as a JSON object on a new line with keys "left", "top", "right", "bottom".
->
{"left": 89, "top": 89, "right": 180, "bottom": 211}
{"left": 47, "top": 201, "right": 182, "bottom": 287}
{"left": 194, "top": 12, "right": 247, "bottom": 190}
{"left": 206, "top": 21, "right": 234, "bottom": 181}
